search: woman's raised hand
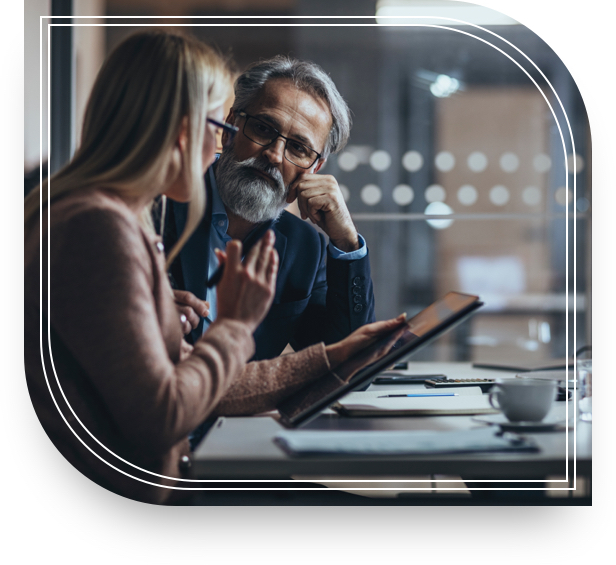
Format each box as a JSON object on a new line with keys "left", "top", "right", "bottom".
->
{"left": 215, "top": 230, "right": 278, "bottom": 333}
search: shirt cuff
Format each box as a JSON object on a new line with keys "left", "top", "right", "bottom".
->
{"left": 328, "top": 233, "right": 367, "bottom": 261}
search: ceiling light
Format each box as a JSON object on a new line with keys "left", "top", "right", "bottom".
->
{"left": 430, "top": 74, "right": 461, "bottom": 97}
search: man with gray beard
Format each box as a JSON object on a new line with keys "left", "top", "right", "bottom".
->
{"left": 215, "top": 152, "right": 288, "bottom": 224}
{"left": 164, "top": 56, "right": 375, "bottom": 361}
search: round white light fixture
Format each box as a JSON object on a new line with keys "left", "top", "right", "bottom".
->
{"left": 500, "top": 152, "right": 519, "bottom": 173}
{"left": 533, "top": 153, "right": 551, "bottom": 173}
{"left": 425, "top": 184, "right": 446, "bottom": 203}
{"left": 392, "top": 184, "right": 414, "bottom": 206}
{"left": 489, "top": 185, "right": 510, "bottom": 206}
{"left": 369, "top": 150, "right": 392, "bottom": 172}
{"left": 468, "top": 151, "right": 488, "bottom": 172}
{"left": 566, "top": 153, "right": 585, "bottom": 174}
{"left": 435, "top": 151, "right": 455, "bottom": 172}
{"left": 338, "top": 151, "right": 358, "bottom": 172}
{"left": 425, "top": 201, "right": 454, "bottom": 230}
{"left": 360, "top": 184, "right": 382, "bottom": 206}
{"left": 555, "top": 186, "right": 573, "bottom": 206}
{"left": 457, "top": 184, "right": 478, "bottom": 206}
{"left": 402, "top": 151, "right": 424, "bottom": 172}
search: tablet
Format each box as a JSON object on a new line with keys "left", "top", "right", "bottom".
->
{"left": 277, "top": 291, "right": 483, "bottom": 428}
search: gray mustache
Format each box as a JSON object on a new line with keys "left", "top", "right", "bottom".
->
{"left": 238, "top": 157, "right": 285, "bottom": 190}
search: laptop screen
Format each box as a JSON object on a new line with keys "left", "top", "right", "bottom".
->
{"left": 277, "top": 291, "right": 482, "bottom": 428}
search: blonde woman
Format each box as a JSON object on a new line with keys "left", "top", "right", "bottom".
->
{"left": 25, "top": 31, "right": 281, "bottom": 504}
{"left": 24, "top": 31, "right": 404, "bottom": 504}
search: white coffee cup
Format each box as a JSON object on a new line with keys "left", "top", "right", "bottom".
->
{"left": 488, "top": 379, "right": 557, "bottom": 422}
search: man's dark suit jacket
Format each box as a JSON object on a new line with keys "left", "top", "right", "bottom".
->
{"left": 164, "top": 165, "right": 376, "bottom": 361}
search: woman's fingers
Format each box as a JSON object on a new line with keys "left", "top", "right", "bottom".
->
{"left": 173, "top": 290, "right": 210, "bottom": 318}
{"left": 265, "top": 247, "right": 279, "bottom": 287}
{"left": 179, "top": 314, "right": 191, "bottom": 335}
{"left": 255, "top": 231, "right": 275, "bottom": 275}
{"left": 356, "top": 314, "right": 407, "bottom": 342}
{"left": 177, "top": 304, "right": 200, "bottom": 332}
{"left": 214, "top": 248, "right": 227, "bottom": 266}
{"left": 173, "top": 289, "right": 211, "bottom": 333}
{"left": 179, "top": 339, "right": 194, "bottom": 362}
{"left": 258, "top": 232, "right": 277, "bottom": 281}
{"left": 224, "top": 240, "right": 242, "bottom": 272}
{"left": 370, "top": 314, "right": 407, "bottom": 336}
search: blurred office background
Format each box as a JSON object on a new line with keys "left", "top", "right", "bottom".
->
{"left": 25, "top": 0, "right": 591, "bottom": 364}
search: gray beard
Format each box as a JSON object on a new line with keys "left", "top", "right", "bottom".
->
{"left": 215, "top": 150, "right": 289, "bottom": 223}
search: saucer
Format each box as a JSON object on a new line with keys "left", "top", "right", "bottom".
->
{"left": 472, "top": 414, "right": 568, "bottom": 432}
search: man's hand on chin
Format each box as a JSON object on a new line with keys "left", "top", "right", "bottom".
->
{"left": 287, "top": 172, "right": 360, "bottom": 252}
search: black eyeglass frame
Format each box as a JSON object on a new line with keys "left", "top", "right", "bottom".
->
{"left": 237, "top": 111, "right": 322, "bottom": 169}
{"left": 207, "top": 118, "right": 239, "bottom": 147}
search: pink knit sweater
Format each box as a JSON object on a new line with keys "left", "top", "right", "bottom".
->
{"left": 24, "top": 188, "right": 331, "bottom": 504}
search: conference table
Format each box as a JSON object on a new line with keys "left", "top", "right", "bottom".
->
{"left": 189, "top": 362, "right": 591, "bottom": 504}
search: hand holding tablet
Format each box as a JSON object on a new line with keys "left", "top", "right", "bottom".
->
{"left": 278, "top": 291, "right": 484, "bottom": 427}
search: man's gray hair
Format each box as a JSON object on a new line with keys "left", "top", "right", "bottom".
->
{"left": 232, "top": 55, "right": 352, "bottom": 159}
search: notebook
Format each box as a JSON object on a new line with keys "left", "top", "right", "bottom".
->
{"left": 332, "top": 387, "right": 498, "bottom": 417}
{"left": 277, "top": 291, "right": 483, "bottom": 428}
{"left": 273, "top": 427, "right": 538, "bottom": 457}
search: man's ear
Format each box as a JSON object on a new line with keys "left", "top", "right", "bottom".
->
{"left": 313, "top": 157, "right": 327, "bottom": 173}
{"left": 221, "top": 109, "right": 236, "bottom": 148}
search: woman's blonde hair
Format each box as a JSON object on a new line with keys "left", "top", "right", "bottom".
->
{"left": 24, "top": 30, "right": 232, "bottom": 267}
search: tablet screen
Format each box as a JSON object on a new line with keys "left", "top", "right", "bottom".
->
{"left": 277, "top": 291, "right": 482, "bottom": 427}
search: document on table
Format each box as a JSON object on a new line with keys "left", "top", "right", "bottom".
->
{"left": 332, "top": 387, "right": 499, "bottom": 417}
{"left": 273, "top": 427, "right": 538, "bottom": 456}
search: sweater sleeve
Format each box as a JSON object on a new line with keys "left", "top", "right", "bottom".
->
{"left": 49, "top": 205, "right": 254, "bottom": 454}
{"left": 212, "top": 342, "right": 331, "bottom": 416}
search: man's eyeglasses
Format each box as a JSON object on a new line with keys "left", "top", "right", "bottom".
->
{"left": 207, "top": 118, "right": 239, "bottom": 147}
{"left": 237, "top": 111, "right": 322, "bottom": 169}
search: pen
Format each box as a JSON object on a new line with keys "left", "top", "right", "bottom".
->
{"left": 377, "top": 393, "right": 458, "bottom": 398}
